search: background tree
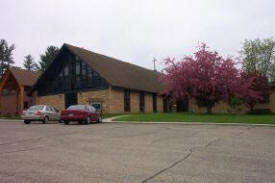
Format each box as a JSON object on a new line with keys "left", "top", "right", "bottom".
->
{"left": 23, "top": 54, "right": 39, "bottom": 71}
{"left": 241, "top": 38, "right": 275, "bottom": 82}
{"left": 161, "top": 44, "right": 241, "bottom": 114}
{"left": 0, "top": 39, "right": 15, "bottom": 76}
{"left": 39, "top": 46, "right": 60, "bottom": 71}
{"left": 239, "top": 72, "right": 270, "bottom": 112}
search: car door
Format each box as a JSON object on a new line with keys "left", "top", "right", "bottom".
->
{"left": 44, "top": 106, "right": 52, "bottom": 120}
{"left": 84, "top": 105, "right": 92, "bottom": 120}
{"left": 49, "top": 107, "right": 58, "bottom": 121}
{"left": 88, "top": 105, "right": 97, "bottom": 121}
{"left": 53, "top": 107, "right": 61, "bottom": 121}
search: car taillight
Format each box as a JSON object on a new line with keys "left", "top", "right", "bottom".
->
{"left": 35, "top": 111, "right": 42, "bottom": 115}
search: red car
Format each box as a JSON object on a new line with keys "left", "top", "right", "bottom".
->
{"left": 61, "top": 105, "right": 102, "bottom": 125}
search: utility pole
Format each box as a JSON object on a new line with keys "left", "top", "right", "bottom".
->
{"left": 153, "top": 57, "right": 157, "bottom": 71}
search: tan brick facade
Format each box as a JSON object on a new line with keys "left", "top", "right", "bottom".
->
{"left": 269, "top": 91, "right": 275, "bottom": 113}
{"left": 109, "top": 88, "right": 124, "bottom": 113}
{"left": 144, "top": 93, "right": 153, "bottom": 113}
{"left": 108, "top": 88, "right": 164, "bottom": 113}
{"left": 189, "top": 89, "right": 275, "bottom": 113}
{"left": 33, "top": 87, "right": 165, "bottom": 114}
{"left": 130, "top": 91, "right": 139, "bottom": 113}
{"left": 33, "top": 89, "right": 274, "bottom": 114}
{"left": 78, "top": 89, "right": 110, "bottom": 113}
{"left": 36, "top": 94, "right": 65, "bottom": 111}
{"left": 157, "top": 96, "right": 164, "bottom": 112}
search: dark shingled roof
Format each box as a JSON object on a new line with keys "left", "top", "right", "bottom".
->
{"left": 9, "top": 67, "right": 41, "bottom": 86}
{"left": 64, "top": 44, "right": 165, "bottom": 93}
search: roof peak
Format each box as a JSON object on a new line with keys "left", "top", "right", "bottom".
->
{"left": 6, "top": 67, "right": 41, "bottom": 86}
{"left": 31, "top": 43, "right": 164, "bottom": 93}
{"left": 63, "top": 43, "right": 158, "bottom": 73}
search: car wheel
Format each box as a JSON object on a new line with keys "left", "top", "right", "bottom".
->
{"left": 24, "top": 120, "right": 31, "bottom": 124}
{"left": 43, "top": 116, "right": 49, "bottom": 124}
{"left": 97, "top": 116, "right": 102, "bottom": 123}
{"left": 79, "top": 120, "right": 83, "bottom": 125}
{"left": 64, "top": 120, "right": 70, "bottom": 125}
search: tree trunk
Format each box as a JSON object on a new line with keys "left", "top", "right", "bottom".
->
{"left": 206, "top": 106, "right": 213, "bottom": 114}
{"left": 249, "top": 104, "right": 254, "bottom": 112}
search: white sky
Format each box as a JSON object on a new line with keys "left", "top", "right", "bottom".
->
{"left": 1, "top": 0, "right": 274, "bottom": 70}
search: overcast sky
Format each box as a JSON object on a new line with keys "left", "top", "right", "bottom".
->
{"left": 1, "top": 0, "right": 274, "bottom": 70}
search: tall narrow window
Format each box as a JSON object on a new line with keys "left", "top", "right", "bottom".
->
{"left": 81, "top": 62, "right": 87, "bottom": 75}
{"left": 76, "top": 61, "right": 81, "bottom": 75}
{"left": 75, "top": 61, "right": 81, "bottom": 89}
{"left": 152, "top": 93, "right": 157, "bottom": 112}
{"left": 81, "top": 62, "right": 87, "bottom": 88}
{"left": 93, "top": 72, "right": 101, "bottom": 87}
{"left": 63, "top": 64, "right": 70, "bottom": 91}
{"left": 64, "top": 65, "right": 69, "bottom": 76}
{"left": 139, "top": 92, "right": 145, "bottom": 112}
{"left": 124, "top": 89, "right": 131, "bottom": 112}
{"left": 87, "top": 67, "right": 93, "bottom": 88}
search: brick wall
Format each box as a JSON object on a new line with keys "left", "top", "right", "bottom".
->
{"left": 36, "top": 94, "right": 65, "bottom": 111}
{"left": 269, "top": 91, "right": 275, "bottom": 113}
{"left": 33, "top": 87, "right": 166, "bottom": 114}
{"left": 109, "top": 88, "right": 124, "bottom": 113}
{"left": 130, "top": 91, "right": 139, "bottom": 113}
{"left": 157, "top": 96, "right": 164, "bottom": 112}
{"left": 144, "top": 93, "right": 153, "bottom": 113}
{"left": 189, "top": 89, "right": 275, "bottom": 113}
{"left": 108, "top": 88, "right": 164, "bottom": 113}
{"left": 78, "top": 89, "right": 110, "bottom": 113}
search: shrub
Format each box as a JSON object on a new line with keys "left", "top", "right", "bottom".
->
{"left": 228, "top": 97, "right": 243, "bottom": 114}
{"left": 246, "top": 109, "right": 273, "bottom": 115}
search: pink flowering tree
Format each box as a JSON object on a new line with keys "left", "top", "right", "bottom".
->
{"left": 161, "top": 44, "right": 242, "bottom": 114}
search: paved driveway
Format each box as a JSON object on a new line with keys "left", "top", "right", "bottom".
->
{"left": 0, "top": 121, "right": 275, "bottom": 183}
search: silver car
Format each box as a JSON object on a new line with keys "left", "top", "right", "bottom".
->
{"left": 22, "top": 105, "right": 61, "bottom": 124}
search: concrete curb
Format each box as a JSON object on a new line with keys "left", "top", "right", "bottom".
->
{"left": 103, "top": 120, "right": 275, "bottom": 127}
{"left": 2, "top": 117, "right": 274, "bottom": 127}
{"left": 103, "top": 115, "right": 131, "bottom": 122}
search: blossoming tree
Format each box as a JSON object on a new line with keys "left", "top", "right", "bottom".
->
{"left": 161, "top": 44, "right": 264, "bottom": 113}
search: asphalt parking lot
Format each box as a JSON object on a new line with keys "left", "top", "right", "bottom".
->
{"left": 0, "top": 121, "right": 275, "bottom": 183}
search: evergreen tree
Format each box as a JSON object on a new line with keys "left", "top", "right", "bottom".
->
{"left": 23, "top": 54, "right": 39, "bottom": 71}
{"left": 0, "top": 39, "right": 15, "bottom": 76}
{"left": 39, "top": 46, "right": 60, "bottom": 71}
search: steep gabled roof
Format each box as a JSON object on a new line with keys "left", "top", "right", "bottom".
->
{"left": 8, "top": 67, "right": 41, "bottom": 86}
{"left": 63, "top": 44, "right": 165, "bottom": 93}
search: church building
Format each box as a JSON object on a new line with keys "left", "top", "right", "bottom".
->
{"left": 29, "top": 43, "right": 167, "bottom": 113}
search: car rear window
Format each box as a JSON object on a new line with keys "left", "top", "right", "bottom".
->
{"left": 29, "top": 105, "right": 44, "bottom": 111}
{"left": 67, "top": 105, "right": 86, "bottom": 110}
{"left": 88, "top": 106, "right": 96, "bottom": 112}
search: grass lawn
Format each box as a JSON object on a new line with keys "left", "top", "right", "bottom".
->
{"left": 113, "top": 113, "right": 275, "bottom": 124}
{"left": 0, "top": 115, "right": 22, "bottom": 120}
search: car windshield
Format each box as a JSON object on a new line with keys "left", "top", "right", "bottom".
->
{"left": 67, "top": 105, "right": 86, "bottom": 110}
{"left": 28, "top": 105, "right": 44, "bottom": 111}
